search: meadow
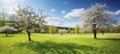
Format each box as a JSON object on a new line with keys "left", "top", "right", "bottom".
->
{"left": 0, "top": 33, "right": 120, "bottom": 54}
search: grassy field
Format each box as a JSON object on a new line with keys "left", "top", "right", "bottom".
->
{"left": 0, "top": 33, "right": 120, "bottom": 54}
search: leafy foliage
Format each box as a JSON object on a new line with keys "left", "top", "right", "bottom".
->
{"left": 74, "top": 24, "right": 80, "bottom": 34}
{"left": 49, "top": 26, "right": 53, "bottom": 34}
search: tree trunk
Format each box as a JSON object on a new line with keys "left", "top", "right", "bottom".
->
{"left": 93, "top": 29, "right": 97, "bottom": 39}
{"left": 102, "top": 31, "right": 104, "bottom": 35}
{"left": 26, "top": 29, "right": 31, "bottom": 41}
{"left": 94, "top": 31, "right": 97, "bottom": 39}
{"left": 6, "top": 31, "right": 8, "bottom": 37}
{"left": 93, "top": 21, "right": 97, "bottom": 39}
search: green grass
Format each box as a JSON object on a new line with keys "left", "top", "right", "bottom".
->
{"left": 0, "top": 33, "right": 120, "bottom": 54}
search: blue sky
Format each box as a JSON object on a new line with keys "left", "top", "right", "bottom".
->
{"left": 0, "top": 0, "right": 120, "bottom": 27}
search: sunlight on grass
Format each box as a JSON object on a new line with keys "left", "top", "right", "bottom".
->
{"left": 0, "top": 33, "right": 120, "bottom": 54}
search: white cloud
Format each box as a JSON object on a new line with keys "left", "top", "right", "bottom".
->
{"left": 61, "top": 10, "right": 66, "bottom": 14}
{"left": 62, "top": 22, "right": 80, "bottom": 28}
{"left": 45, "top": 17, "right": 64, "bottom": 26}
{"left": 45, "top": 16, "right": 81, "bottom": 28}
{"left": 0, "top": 0, "right": 26, "bottom": 15}
{"left": 51, "top": 9, "right": 55, "bottom": 12}
{"left": 106, "top": 10, "right": 120, "bottom": 16}
{"left": 3, "top": 5, "right": 18, "bottom": 14}
{"left": 115, "top": 10, "right": 120, "bottom": 15}
{"left": 106, "top": 10, "right": 120, "bottom": 15}
{"left": 0, "top": 0, "right": 26, "bottom": 7}
{"left": 106, "top": 11, "right": 115, "bottom": 16}
{"left": 64, "top": 8, "right": 85, "bottom": 19}
{"left": 0, "top": 0, "right": 24, "bottom": 4}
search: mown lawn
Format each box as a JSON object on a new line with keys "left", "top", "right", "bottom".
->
{"left": 0, "top": 33, "right": 120, "bottom": 54}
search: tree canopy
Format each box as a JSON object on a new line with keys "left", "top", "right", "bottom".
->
{"left": 81, "top": 3, "right": 117, "bottom": 32}
{"left": 0, "top": 26, "right": 17, "bottom": 37}
{"left": 14, "top": 5, "right": 49, "bottom": 41}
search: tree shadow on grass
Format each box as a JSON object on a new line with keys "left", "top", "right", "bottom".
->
{"left": 97, "top": 38, "right": 120, "bottom": 41}
{"left": 2, "top": 36, "right": 14, "bottom": 37}
{"left": 13, "top": 41, "right": 97, "bottom": 54}
{"left": 97, "top": 38, "right": 120, "bottom": 40}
